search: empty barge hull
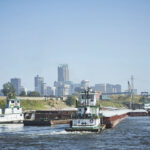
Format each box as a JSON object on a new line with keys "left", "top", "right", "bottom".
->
{"left": 101, "top": 110, "right": 129, "bottom": 128}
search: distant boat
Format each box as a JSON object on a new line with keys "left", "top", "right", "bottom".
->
{"left": 0, "top": 98, "right": 24, "bottom": 123}
{"left": 144, "top": 103, "right": 150, "bottom": 111}
{"left": 144, "top": 103, "right": 150, "bottom": 114}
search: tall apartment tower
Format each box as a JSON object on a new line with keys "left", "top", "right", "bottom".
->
{"left": 105, "top": 84, "right": 113, "bottom": 93}
{"left": 95, "top": 84, "right": 105, "bottom": 93}
{"left": 11, "top": 78, "right": 21, "bottom": 95}
{"left": 34, "top": 75, "right": 44, "bottom": 96}
{"left": 58, "top": 64, "right": 69, "bottom": 82}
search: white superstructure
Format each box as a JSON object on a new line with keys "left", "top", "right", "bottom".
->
{"left": 0, "top": 98, "right": 24, "bottom": 123}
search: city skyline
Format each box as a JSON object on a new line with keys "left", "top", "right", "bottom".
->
{"left": 0, "top": 64, "right": 145, "bottom": 93}
{"left": 0, "top": 1, "right": 150, "bottom": 92}
{"left": 0, "top": 64, "right": 129, "bottom": 94}
{"left": 0, "top": 68, "right": 124, "bottom": 97}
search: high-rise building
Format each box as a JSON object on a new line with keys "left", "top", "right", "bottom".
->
{"left": 56, "top": 64, "right": 70, "bottom": 97}
{"left": 47, "top": 86, "right": 56, "bottom": 96}
{"left": 54, "top": 81, "right": 72, "bottom": 97}
{"left": 113, "top": 84, "right": 121, "bottom": 93}
{"left": 46, "top": 86, "right": 51, "bottom": 96}
{"left": 105, "top": 84, "right": 113, "bottom": 93}
{"left": 42, "top": 83, "right": 47, "bottom": 96}
{"left": 58, "top": 64, "right": 69, "bottom": 82}
{"left": 63, "top": 84, "right": 70, "bottom": 96}
{"left": 55, "top": 81, "right": 63, "bottom": 97}
{"left": 95, "top": 84, "right": 105, "bottom": 93}
{"left": 34, "top": 75, "right": 44, "bottom": 96}
{"left": 11, "top": 78, "right": 21, "bottom": 95}
{"left": 51, "top": 86, "right": 56, "bottom": 96}
{"left": 105, "top": 84, "right": 122, "bottom": 94}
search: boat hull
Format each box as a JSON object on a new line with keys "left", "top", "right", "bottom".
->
{"left": 0, "top": 114, "right": 24, "bottom": 124}
{"left": 0, "top": 121, "right": 23, "bottom": 124}
{"left": 65, "top": 118, "right": 104, "bottom": 132}
{"left": 65, "top": 127, "right": 100, "bottom": 132}
{"left": 65, "top": 124, "right": 106, "bottom": 132}
{"left": 103, "top": 114, "right": 128, "bottom": 128}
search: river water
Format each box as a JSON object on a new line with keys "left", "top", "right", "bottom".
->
{"left": 0, "top": 117, "right": 150, "bottom": 150}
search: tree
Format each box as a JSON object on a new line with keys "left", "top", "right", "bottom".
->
{"left": 7, "top": 92, "right": 16, "bottom": 99}
{"left": 20, "top": 91, "right": 26, "bottom": 97}
{"left": 2, "top": 82, "right": 16, "bottom": 97}
{"left": 66, "top": 95, "right": 77, "bottom": 106}
{"left": 28, "top": 91, "right": 40, "bottom": 97}
{"left": 72, "top": 92, "right": 80, "bottom": 98}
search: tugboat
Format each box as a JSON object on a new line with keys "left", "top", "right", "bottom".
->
{"left": 0, "top": 95, "right": 24, "bottom": 123}
{"left": 65, "top": 88, "right": 103, "bottom": 132}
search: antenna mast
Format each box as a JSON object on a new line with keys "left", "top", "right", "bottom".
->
{"left": 128, "top": 75, "right": 134, "bottom": 109}
{"left": 128, "top": 81, "right": 131, "bottom": 109}
{"left": 131, "top": 75, "right": 134, "bottom": 109}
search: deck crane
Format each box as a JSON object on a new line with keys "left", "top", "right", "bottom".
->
{"left": 128, "top": 76, "right": 134, "bottom": 109}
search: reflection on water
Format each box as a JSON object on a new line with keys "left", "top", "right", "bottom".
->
{"left": 0, "top": 124, "right": 24, "bottom": 133}
{"left": 0, "top": 117, "right": 150, "bottom": 150}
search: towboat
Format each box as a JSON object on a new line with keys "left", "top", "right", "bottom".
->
{"left": 65, "top": 88, "right": 103, "bottom": 132}
{"left": 0, "top": 98, "right": 24, "bottom": 123}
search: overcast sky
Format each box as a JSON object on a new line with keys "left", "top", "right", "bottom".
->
{"left": 0, "top": 0, "right": 150, "bottom": 92}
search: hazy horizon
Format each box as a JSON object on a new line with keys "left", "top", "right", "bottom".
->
{"left": 0, "top": 0, "right": 150, "bottom": 92}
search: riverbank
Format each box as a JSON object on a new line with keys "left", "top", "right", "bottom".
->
{"left": 0, "top": 94, "right": 149, "bottom": 110}
{"left": 0, "top": 98, "right": 73, "bottom": 111}
{"left": 98, "top": 95, "right": 149, "bottom": 109}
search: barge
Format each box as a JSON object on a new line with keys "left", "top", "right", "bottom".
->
{"left": 101, "top": 109, "right": 129, "bottom": 128}
{"left": 23, "top": 109, "right": 76, "bottom": 126}
{"left": 128, "top": 109, "right": 148, "bottom": 116}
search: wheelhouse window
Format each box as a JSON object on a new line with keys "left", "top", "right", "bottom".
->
{"left": 82, "top": 95, "right": 86, "bottom": 99}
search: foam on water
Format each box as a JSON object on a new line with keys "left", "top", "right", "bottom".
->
{"left": 49, "top": 130, "right": 94, "bottom": 135}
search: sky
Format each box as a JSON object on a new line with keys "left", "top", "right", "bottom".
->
{"left": 0, "top": 0, "right": 150, "bottom": 92}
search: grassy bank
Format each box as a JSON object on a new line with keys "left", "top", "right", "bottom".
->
{"left": 0, "top": 99, "right": 71, "bottom": 111}
{"left": 0, "top": 95, "right": 149, "bottom": 110}
{"left": 99, "top": 100, "right": 125, "bottom": 108}
{"left": 21, "top": 100, "right": 46, "bottom": 110}
{"left": 21, "top": 99, "right": 71, "bottom": 110}
{"left": 99, "top": 95, "right": 150, "bottom": 108}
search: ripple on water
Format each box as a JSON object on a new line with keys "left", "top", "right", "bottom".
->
{"left": 0, "top": 117, "right": 150, "bottom": 150}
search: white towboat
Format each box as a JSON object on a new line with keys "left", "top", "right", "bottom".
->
{"left": 66, "top": 89, "right": 103, "bottom": 132}
{"left": 144, "top": 103, "right": 150, "bottom": 111}
{"left": 0, "top": 98, "right": 24, "bottom": 123}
